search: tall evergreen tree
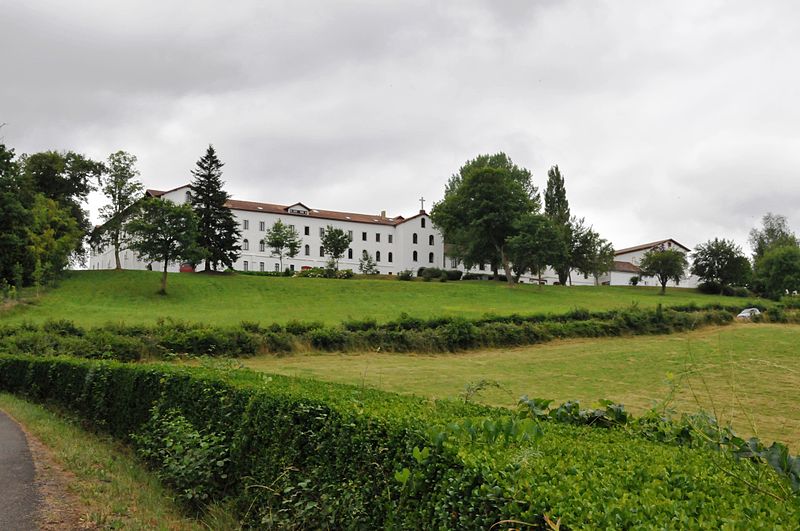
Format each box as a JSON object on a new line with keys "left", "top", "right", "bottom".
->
{"left": 188, "top": 145, "right": 241, "bottom": 271}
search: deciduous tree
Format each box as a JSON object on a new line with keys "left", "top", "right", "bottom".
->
{"left": 321, "top": 226, "right": 351, "bottom": 270}
{"left": 188, "top": 145, "right": 241, "bottom": 271}
{"left": 263, "top": 220, "right": 301, "bottom": 272}
{"left": 431, "top": 153, "right": 538, "bottom": 284}
{"left": 753, "top": 245, "right": 800, "bottom": 299}
{"left": 507, "top": 213, "right": 562, "bottom": 284}
{"left": 691, "top": 238, "right": 751, "bottom": 292}
{"left": 126, "top": 199, "right": 200, "bottom": 294}
{"left": 638, "top": 248, "right": 688, "bottom": 295}
{"left": 91, "top": 151, "right": 144, "bottom": 269}
{"left": 748, "top": 213, "right": 797, "bottom": 261}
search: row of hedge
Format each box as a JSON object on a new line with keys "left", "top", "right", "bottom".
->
{"left": 5, "top": 302, "right": 796, "bottom": 361}
{"left": 0, "top": 355, "right": 796, "bottom": 528}
{"left": 0, "top": 304, "right": 755, "bottom": 361}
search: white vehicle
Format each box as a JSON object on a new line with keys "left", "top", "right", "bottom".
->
{"left": 736, "top": 308, "right": 761, "bottom": 319}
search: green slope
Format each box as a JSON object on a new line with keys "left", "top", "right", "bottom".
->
{"left": 2, "top": 270, "right": 755, "bottom": 327}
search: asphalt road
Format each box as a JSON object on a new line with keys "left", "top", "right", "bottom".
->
{"left": 0, "top": 410, "right": 40, "bottom": 531}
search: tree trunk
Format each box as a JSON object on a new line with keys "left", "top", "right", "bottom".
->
{"left": 160, "top": 263, "right": 168, "bottom": 295}
{"left": 500, "top": 248, "right": 516, "bottom": 285}
{"left": 113, "top": 233, "right": 121, "bottom": 270}
{"left": 204, "top": 258, "right": 211, "bottom": 272}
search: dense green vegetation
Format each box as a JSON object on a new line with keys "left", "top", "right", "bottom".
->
{"left": 1, "top": 270, "right": 754, "bottom": 327}
{"left": 1, "top": 355, "right": 797, "bottom": 528}
{"left": 243, "top": 324, "right": 800, "bottom": 449}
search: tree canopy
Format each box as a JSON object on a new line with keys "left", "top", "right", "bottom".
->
{"left": 188, "top": 145, "right": 241, "bottom": 271}
{"left": 691, "top": 238, "right": 751, "bottom": 292}
{"left": 754, "top": 245, "right": 800, "bottom": 299}
{"left": 91, "top": 151, "right": 144, "bottom": 269}
{"left": 126, "top": 199, "right": 200, "bottom": 294}
{"left": 431, "top": 153, "right": 538, "bottom": 284}
{"left": 638, "top": 248, "right": 688, "bottom": 294}
{"left": 748, "top": 213, "right": 797, "bottom": 261}
{"left": 321, "top": 226, "right": 351, "bottom": 269}
{"left": 263, "top": 220, "right": 301, "bottom": 272}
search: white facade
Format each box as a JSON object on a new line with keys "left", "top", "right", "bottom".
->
{"left": 600, "top": 239, "right": 700, "bottom": 288}
{"left": 90, "top": 185, "right": 447, "bottom": 275}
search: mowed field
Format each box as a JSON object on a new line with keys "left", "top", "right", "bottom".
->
{"left": 3, "top": 269, "right": 752, "bottom": 327}
{"left": 241, "top": 324, "right": 800, "bottom": 448}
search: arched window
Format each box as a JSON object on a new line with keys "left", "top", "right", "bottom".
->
{"left": 421, "top": 218, "right": 426, "bottom": 228}
{"left": 413, "top": 233, "right": 418, "bottom": 244}
{"left": 429, "top": 235, "right": 434, "bottom": 245}
{"left": 348, "top": 248, "right": 353, "bottom": 259}
{"left": 388, "top": 252, "right": 393, "bottom": 263}
{"left": 376, "top": 251, "right": 381, "bottom": 262}
{"left": 304, "top": 244, "right": 310, "bottom": 256}
{"left": 413, "top": 250, "right": 418, "bottom": 262}
{"left": 428, "top": 252, "right": 434, "bottom": 263}
{"left": 319, "top": 246, "right": 325, "bottom": 257}
{"left": 259, "top": 241, "right": 265, "bottom": 252}
{"left": 243, "top": 239, "right": 249, "bottom": 251}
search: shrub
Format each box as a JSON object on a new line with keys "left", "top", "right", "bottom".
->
{"left": 132, "top": 406, "right": 231, "bottom": 509}
{"left": 397, "top": 270, "right": 414, "bottom": 281}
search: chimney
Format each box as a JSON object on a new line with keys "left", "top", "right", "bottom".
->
{"left": 380, "top": 210, "right": 386, "bottom": 219}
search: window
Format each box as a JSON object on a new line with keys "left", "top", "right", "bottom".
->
{"left": 450, "top": 257, "right": 458, "bottom": 268}
{"left": 185, "top": 191, "right": 191, "bottom": 203}
{"left": 376, "top": 233, "right": 381, "bottom": 242}
{"left": 412, "top": 233, "right": 418, "bottom": 244}
{"left": 319, "top": 246, "right": 325, "bottom": 257}
{"left": 304, "top": 244, "right": 310, "bottom": 256}
{"left": 388, "top": 234, "right": 393, "bottom": 244}
{"left": 428, "top": 252, "right": 434, "bottom": 264}
{"left": 259, "top": 221, "right": 265, "bottom": 231}
{"left": 348, "top": 248, "right": 353, "bottom": 259}
{"left": 362, "top": 231, "right": 367, "bottom": 241}
{"left": 348, "top": 230, "right": 353, "bottom": 240}
{"left": 304, "top": 226, "right": 310, "bottom": 236}
{"left": 243, "top": 220, "right": 249, "bottom": 230}
{"left": 413, "top": 251, "right": 418, "bottom": 262}
{"left": 274, "top": 263, "right": 280, "bottom": 271}
{"left": 421, "top": 218, "right": 426, "bottom": 228}
{"left": 319, "top": 227, "right": 325, "bottom": 237}
{"left": 429, "top": 235, "right": 434, "bottom": 245}
{"left": 376, "top": 251, "right": 381, "bottom": 262}
{"left": 259, "top": 241, "right": 265, "bottom": 252}
{"left": 243, "top": 261, "right": 249, "bottom": 271}
{"left": 388, "top": 252, "right": 393, "bottom": 263}
{"left": 290, "top": 264, "right": 295, "bottom": 272}
{"left": 479, "top": 263, "right": 485, "bottom": 271}
{"left": 259, "top": 262, "right": 265, "bottom": 272}
{"left": 243, "top": 239, "right": 249, "bottom": 251}
{"left": 289, "top": 224, "right": 295, "bottom": 231}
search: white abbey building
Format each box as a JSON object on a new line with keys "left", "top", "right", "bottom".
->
{"left": 90, "top": 185, "right": 699, "bottom": 288}
{"left": 90, "top": 185, "right": 449, "bottom": 275}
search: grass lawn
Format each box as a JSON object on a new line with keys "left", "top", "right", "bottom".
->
{"left": 240, "top": 323, "right": 800, "bottom": 449}
{"left": 2, "top": 269, "right": 758, "bottom": 327}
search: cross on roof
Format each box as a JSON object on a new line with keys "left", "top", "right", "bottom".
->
{"left": 419, "top": 196, "right": 425, "bottom": 211}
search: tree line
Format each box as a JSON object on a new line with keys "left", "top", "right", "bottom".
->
{"left": 431, "top": 153, "right": 614, "bottom": 286}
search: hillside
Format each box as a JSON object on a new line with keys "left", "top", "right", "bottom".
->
{"left": 2, "top": 270, "right": 753, "bottom": 327}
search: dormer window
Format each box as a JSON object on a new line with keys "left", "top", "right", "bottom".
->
{"left": 287, "top": 202, "right": 310, "bottom": 215}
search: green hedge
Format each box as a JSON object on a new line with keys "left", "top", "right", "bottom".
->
{"left": 0, "top": 304, "right": 760, "bottom": 360}
{"left": 0, "top": 355, "right": 797, "bottom": 528}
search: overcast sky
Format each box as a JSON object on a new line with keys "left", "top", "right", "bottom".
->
{"left": 3, "top": 0, "right": 799, "bottom": 251}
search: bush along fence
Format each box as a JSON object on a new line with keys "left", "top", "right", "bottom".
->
{"left": 2, "top": 302, "right": 795, "bottom": 361}
{"left": 0, "top": 355, "right": 797, "bottom": 528}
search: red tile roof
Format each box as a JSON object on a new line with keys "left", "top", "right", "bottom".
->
{"left": 147, "top": 186, "right": 412, "bottom": 226}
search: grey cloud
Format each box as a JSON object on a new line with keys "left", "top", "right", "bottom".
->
{"left": 3, "top": 0, "right": 800, "bottom": 253}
